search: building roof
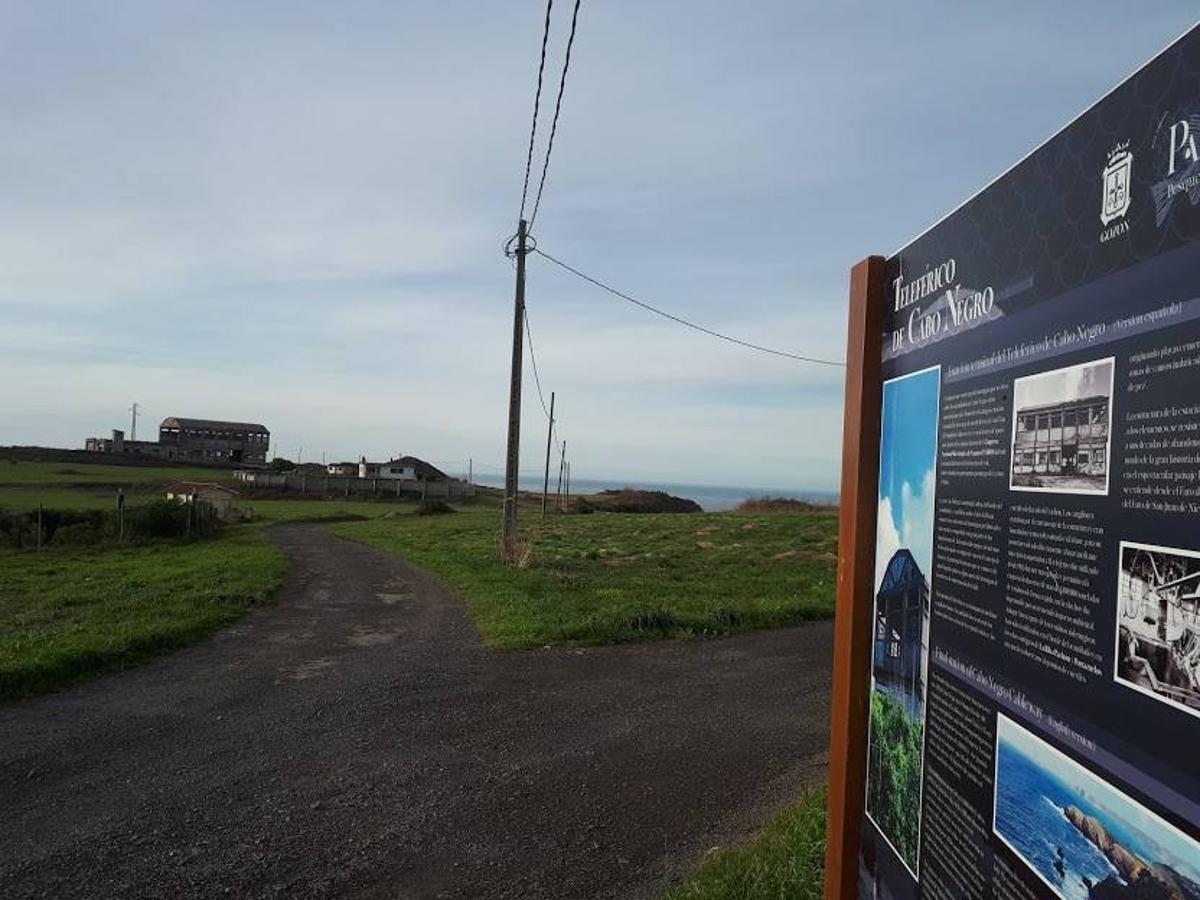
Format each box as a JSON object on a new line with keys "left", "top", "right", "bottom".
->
{"left": 1015, "top": 395, "right": 1109, "bottom": 417}
{"left": 386, "top": 456, "right": 448, "bottom": 480}
{"left": 165, "top": 481, "right": 239, "bottom": 497}
{"left": 160, "top": 417, "right": 269, "bottom": 434}
{"left": 879, "top": 549, "right": 926, "bottom": 595}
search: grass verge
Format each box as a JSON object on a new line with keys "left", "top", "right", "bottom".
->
{"left": 328, "top": 506, "right": 837, "bottom": 649}
{"left": 664, "top": 787, "right": 827, "bottom": 900}
{"left": 0, "top": 528, "right": 288, "bottom": 701}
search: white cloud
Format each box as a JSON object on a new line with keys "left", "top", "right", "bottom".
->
{"left": 875, "top": 495, "right": 902, "bottom": 593}
{"left": 875, "top": 466, "right": 936, "bottom": 592}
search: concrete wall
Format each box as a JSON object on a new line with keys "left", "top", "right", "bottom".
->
{"left": 233, "top": 470, "right": 474, "bottom": 500}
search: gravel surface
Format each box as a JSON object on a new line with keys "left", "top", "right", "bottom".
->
{"left": 0, "top": 524, "right": 833, "bottom": 899}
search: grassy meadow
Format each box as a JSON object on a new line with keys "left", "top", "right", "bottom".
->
{"left": 2, "top": 458, "right": 839, "bottom": 700}
{"left": 0, "top": 459, "right": 231, "bottom": 513}
{"left": 0, "top": 529, "right": 287, "bottom": 701}
{"left": 329, "top": 504, "right": 838, "bottom": 649}
{"left": 663, "top": 787, "right": 827, "bottom": 900}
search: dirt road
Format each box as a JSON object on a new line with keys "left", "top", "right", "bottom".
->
{"left": 0, "top": 524, "right": 833, "bottom": 899}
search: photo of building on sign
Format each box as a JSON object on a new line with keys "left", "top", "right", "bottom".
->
{"left": 864, "top": 365, "right": 939, "bottom": 878}
{"left": 1115, "top": 541, "right": 1200, "bottom": 720}
{"left": 993, "top": 714, "right": 1200, "bottom": 900}
{"left": 1010, "top": 358, "right": 1114, "bottom": 495}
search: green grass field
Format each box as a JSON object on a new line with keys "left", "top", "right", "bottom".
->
{"left": 0, "top": 528, "right": 287, "bottom": 701}
{"left": 0, "top": 460, "right": 232, "bottom": 512}
{"left": 0, "top": 460, "right": 419, "bottom": 521}
{"left": 663, "top": 788, "right": 826, "bottom": 899}
{"left": 329, "top": 505, "right": 838, "bottom": 649}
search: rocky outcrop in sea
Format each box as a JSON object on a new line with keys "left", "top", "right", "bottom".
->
{"left": 1063, "top": 806, "right": 1200, "bottom": 900}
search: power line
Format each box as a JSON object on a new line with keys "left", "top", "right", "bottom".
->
{"left": 525, "top": 309, "right": 567, "bottom": 462}
{"left": 529, "top": 0, "right": 583, "bottom": 229}
{"left": 533, "top": 248, "right": 846, "bottom": 367}
{"left": 523, "top": 307, "right": 553, "bottom": 420}
{"left": 519, "top": 0, "right": 555, "bottom": 221}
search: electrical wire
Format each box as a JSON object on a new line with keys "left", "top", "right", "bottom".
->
{"left": 523, "top": 308, "right": 553, "bottom": 420}
{"left": 533, "top": 248, "right": 846, "bottom": 367}
{"left": 529, "top": 0, "right": 582, "bottom": 229}
{"left": 519, "top": 0, "right": 555, "bottom": 221}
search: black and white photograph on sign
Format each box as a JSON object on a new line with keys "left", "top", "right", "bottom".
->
{"left": 1009, "top": 358, "right": 1115, "bottom": 495}
{"left": 993, "top": 714, "right": 1200, "bottom": 900}
{"left": 1115, "top": 541, "right": 1200, "bottom": 720}
{"left": 864, "top": 365, "right": 938, "bottom": 880}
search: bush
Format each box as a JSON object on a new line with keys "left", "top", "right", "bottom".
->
{"left": 415, "top": 500, "right": 455, "bottom": 516}
{"left": 49, "top": 522, "right": 106, "bottom": 547}
{"left": 0, "top": 500, "right": 219, "bottom": 550}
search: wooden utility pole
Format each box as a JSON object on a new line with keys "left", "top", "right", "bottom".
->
{"left": 468, "top": 458, "right": 473, "bottom": 485}
{"left": 565, "top": 460, "right": 571, "bottom": 509}
{"left": 541, "top": 391, "right": 556, "bottom": 516}
{"left": 501, "top": 219, "right": 528, "bottom": 557}
{"left": 555, "top": 439, "right": 566, "bottom": 511}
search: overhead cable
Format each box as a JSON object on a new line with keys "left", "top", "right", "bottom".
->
{"left": 518, "top": 0, "right": 556, "bottom": 221}
{"left": 529, "top": 0, "right": 583, "bottom": 228}
{"left": 533, "top": 248, "right": 846, "bottom": 367}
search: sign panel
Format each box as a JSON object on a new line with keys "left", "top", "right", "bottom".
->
{"left": 857, "top": 24, "right": 1200, "bottom": 900}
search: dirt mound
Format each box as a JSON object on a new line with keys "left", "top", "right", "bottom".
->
{"left": 736, "top": 497, "right": 834, "bottom": 513}
{"left": 576, "top": 489, "right": 701, "bottom": 514}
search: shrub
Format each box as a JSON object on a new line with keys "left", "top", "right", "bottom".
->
{"left": 415, "top": 500, "right": 455, "bottom": 516}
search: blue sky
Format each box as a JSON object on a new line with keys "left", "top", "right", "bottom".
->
{"left": 1, "top": 3, "right": 1195, "bottom": 487}
{"left": 876, "top": 368, "right": 940, "bottom": 591}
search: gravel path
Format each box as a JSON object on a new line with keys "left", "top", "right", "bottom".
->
{"left": 0, "top": 524, "right": 833, "bottom": 899}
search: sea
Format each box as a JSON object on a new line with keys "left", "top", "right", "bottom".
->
{"left": 990, "top": 737, "right": 1200, "bottom": 900}
{"left": 468, "top": 474, "right": 837, "bottom": 512}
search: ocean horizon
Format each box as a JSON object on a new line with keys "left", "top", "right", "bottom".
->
{"left": 466, "top": 473, "right": 838, "bottom": 513}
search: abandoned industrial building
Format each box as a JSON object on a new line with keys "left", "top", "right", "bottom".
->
{"left": 84, "top": 417, "right": 270, "bottom": 465}
{"left": 873, "top": 548, "right": 929, "bottom": 717}
{"left": 1011, "top": 395, "right": 1109, "bottom": 481}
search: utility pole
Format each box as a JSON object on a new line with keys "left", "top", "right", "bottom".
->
{"left": 500, "top": 218, "right": 528, "bottom": 557}
{"left": 468, "top": 458, "right": 473, "bottom": 485}
{"left": 541, "top": 391, "right": 556, "bottom": 516}
{"left": 556, "top": 439, "right": 566, "bottom": 511}
{"left": 565, "top": 460, "right": 571, "bottom": 509}
{"left": 129, "top": 402, "right": 139, "bottom": 442}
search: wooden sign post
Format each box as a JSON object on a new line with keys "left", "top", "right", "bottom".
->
{"left": 824, "top": 256, "right": 885, "bottom": 899}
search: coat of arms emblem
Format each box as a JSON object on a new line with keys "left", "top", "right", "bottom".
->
{"left": 1101, "top": 143, "right": 1133, "bottom": 225}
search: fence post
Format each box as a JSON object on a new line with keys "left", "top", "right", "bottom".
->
{"left": 37, "top": 503, "right": 43, "bottom": 550}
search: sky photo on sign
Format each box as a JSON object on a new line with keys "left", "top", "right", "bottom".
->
{"left": 875, "top": 368, "right": 940, "bottom": 593}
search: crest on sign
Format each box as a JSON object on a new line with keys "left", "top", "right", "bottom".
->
{"left": 1101, "top": 143, "right": 1133, "bottom": 225}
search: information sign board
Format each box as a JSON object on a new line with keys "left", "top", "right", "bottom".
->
{"left": 827, "top": 24, "right": 1200, "bottom": 900}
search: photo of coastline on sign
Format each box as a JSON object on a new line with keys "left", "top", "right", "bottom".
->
{"left": 993, "top": 714, "right": 1200, "bottom": 900}
{"left": 864, "top": 366, "right": 939, "bottom": 877}
{"left": 1010, "top": 358, "right": 1115, "bottom": 496}
{"left": 1116, "top": 542, "right": 1200, "bottom": 720}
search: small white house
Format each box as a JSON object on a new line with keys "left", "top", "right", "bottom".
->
{"left": 378, "top": 460, "right": 417, "bottom": 480}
